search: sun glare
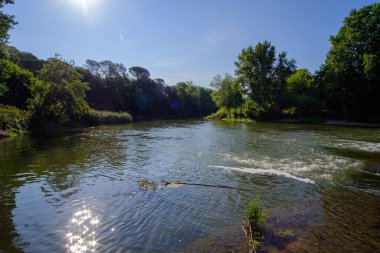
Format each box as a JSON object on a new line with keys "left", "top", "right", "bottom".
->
{"left": 69, "top": 0, "right": 101, "bottom": 16}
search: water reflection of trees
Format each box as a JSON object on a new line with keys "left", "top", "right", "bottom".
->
{"left": 0, "top": 128, "right": 127, "bottom": 252}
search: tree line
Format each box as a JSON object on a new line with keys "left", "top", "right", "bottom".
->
{"left": 0, "top": 1, "right": 217, "bottom": 135}
{"left": 209, "top": 3, "right": 379, "bottom": 123}
{"left": 0, "top": 1, "right": 379, "bottom": 136}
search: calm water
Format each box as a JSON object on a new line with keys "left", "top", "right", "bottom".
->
{"left": 0, "top": 120, "right": 379, "bottom": 253}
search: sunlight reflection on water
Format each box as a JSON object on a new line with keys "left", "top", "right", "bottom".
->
{"left": 66, "top": 206, "right": 100, "bottom": 253}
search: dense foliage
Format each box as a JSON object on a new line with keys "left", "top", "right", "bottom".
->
{"left": 0, "top": 0, "right": 16, "bottom": 43}
{"left": 0, "top": 104, "right": 30, "bottom": 135}
{"left": 0, "top": 49, "right": 216, "bottom": 133}
{"left": 210, "top": 3, "right": 379, "bottom": 123}
{"left": 319, "top": 4, "right": 380, "bottom": 122}
{"left": 28, "top": 57, "right": 90, "bottom": 125}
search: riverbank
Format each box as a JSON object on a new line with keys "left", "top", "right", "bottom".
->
{"left": 207, "top": 115, "right": 380, "bottom": 128}
{"left": 277, "top": 118, "right": 380, "bottom": 128}
{"left": 0, "top": 105, "right": 133, "bottom": 138}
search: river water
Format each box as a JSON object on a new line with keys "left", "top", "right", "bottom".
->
{"left": 0, "top": 120, "right": 379, "bottom": 252}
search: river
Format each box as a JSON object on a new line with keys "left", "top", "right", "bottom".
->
{"left": 0, "top": 120, "right": 379, "bottom": 252}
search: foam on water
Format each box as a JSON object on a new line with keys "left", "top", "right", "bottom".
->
{"left": 328, "top": 139, "right": 380, "bottom": 152}
{"left": 212, "top": 165, "right": 315, "bottom": 184}
{"left": 216, "top": 152, "right": 363, "bottom": 184}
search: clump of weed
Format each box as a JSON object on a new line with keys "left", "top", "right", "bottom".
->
{"left": 242, "top": 197, "right": 266, "bottom": 253}
{"left": 138, "top": 179, "right": 158, "bottom": 191}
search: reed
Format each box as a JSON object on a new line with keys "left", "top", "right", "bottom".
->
{"left": 242, "top": 197, "right": 266, "bottom": 253}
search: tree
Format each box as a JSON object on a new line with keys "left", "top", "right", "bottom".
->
{"left": 0, "top": 58, "right": 35, "bottom": 108}
{"left": 0, "top": 0, "right": 17, "bottom": 43}
{"left": 322, "top": 3, "right": 380, "bottom": 121}
{"left": 29, "top": 57, "right": 90, "bottom": 125}
{"left": 234, "top": 41, "right": 296, "bottom": 119}
{"left": 285, "top": 69, "right": 321, "bottom": 117}
{"left": 168, "top": 81, "right": 216, "bottom": 118}
{"left": 210, "top": 74, "right": 243, "bottom": 108}
{"left": 286, "top": 69, "right": 314, "bottom": 95}
{"left": 274, "top": 51, "right": 296, "bottom": 96}
{"left": 6, "top": 46, "right": 45, "bottom": 73}
{"left": 235, "top": 41, "right": 276, "bottom": 105}
{"left": 129, "top": 66, "right": 150, "bottom": 80}
{"left": 85, "top": 59, "right": 128, "bottom": 79}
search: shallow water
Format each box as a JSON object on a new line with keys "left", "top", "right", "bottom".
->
{"left": 0, "top": 120, "right": 379, "bottom": 252}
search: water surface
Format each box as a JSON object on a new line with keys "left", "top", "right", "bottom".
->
{"left": 0, "top": 120, "right": 379, "bottom": 252}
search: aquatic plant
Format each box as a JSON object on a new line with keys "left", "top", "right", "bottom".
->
{"left": 242, "top": 197, "right": 266, "bottom": 253}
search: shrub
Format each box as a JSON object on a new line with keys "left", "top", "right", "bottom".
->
{"left": 82, "top": 109, "right": 132, "bottom": 125}
{"left": 281, "top": 106, "right": 298, "bottom": 117}
{"left": 0, "top": 104, "right": 31, "bottom": 136}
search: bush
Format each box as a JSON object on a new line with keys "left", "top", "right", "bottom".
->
{"left": 296, "top": 95, "right": 321, "bottom": 117}
{"left": 82, "top": 109, "right": 132, "bottom": 125}
{"left": 281, "top": 106, "right": 298, "bottom": 117}
{"left": 0, "top": 104, "right": 31, "bottom": 136}
{"left": 252, "top": 103, "right": 279, "bottom": 121}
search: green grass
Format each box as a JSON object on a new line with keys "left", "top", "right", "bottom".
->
{"left": 0, "top": 104, "right": 31, "bottom": 137}
{"left": 242, "top": 197, "right": 267, "bottom": 252}
{"left": 246, "top": 199, "right": 266, "bottom": 229}
{"left": 82, "top": 109, "right": 133, "bottom": 125}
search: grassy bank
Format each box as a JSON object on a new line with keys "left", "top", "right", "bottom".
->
{"left": 81, "top": 109, "right": 133, "bottom": 126}
{"left": 206, "top": 107, "right": 254, "bottom": 122}
{"left": 0, "top": 106, "right": 133, "bottom": 138}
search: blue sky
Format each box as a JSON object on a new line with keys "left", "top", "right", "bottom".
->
{"left": 4, "top": 0, "right": 379, "bottom": 86}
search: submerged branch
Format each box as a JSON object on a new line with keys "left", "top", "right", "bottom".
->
{"left": 138, "top": 179, "right": 252, "bottom": 191}
{"left": 162, "top": 181, "right": 252, "bottom": 191}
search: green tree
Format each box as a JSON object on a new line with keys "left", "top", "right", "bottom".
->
{"left": 234, "top": 41, "right": 296, "bottom": 119}
{"left": 129, "top": 66, "right": 150, "bottom": 80}
{"left": 210, "top": 73, "right": 243, "bottom": 108}
{"left": 169, "top": 81, "right": 215, "bottom": 118}
{"left": 85, "top": 59, "right": 128, "bottom": 79}
{"left": 286, "top": 69, "right": 314, "bottom": 95}
{"left": 235, "top": 41, "right": 276, "bottom": 105}
{"left": 274, "top": 51, "right": 296, "bottom": 98}
{"left": 6, "top": 46, "right": 45, "bottom": 73}
{"left": 322, "top": 3, "right": 380, "bottom": 121}
{"left": 0, "top": 0, "right": 17, "bottom": 43}
{"left": 29, "top": 56, "right": 90, "bottom": 125}
{"left": 0, "top": 58, "right": 35, "bottom": 108}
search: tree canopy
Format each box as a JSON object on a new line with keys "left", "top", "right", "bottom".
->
{"left": 234, "top": 41, "right": 296, "bottom": 108}
{"left": 0, "top": 0, "right": 16, "bottom": 43}
{"left": 0, "top": 58, "right": 35, "bottom": 108}
{"left": 322, "top": 3, "right": 380, "bottom": 121}
{"left": 29, "top": 57, "right": 90, "bottom": 125}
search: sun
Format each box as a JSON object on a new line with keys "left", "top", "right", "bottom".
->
{"left": 69, "top": 0, "right": 101, "bottom": 16}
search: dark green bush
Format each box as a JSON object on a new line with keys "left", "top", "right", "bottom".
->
{"left": 0, "top": 104, "right": 31, "bottom": 136}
